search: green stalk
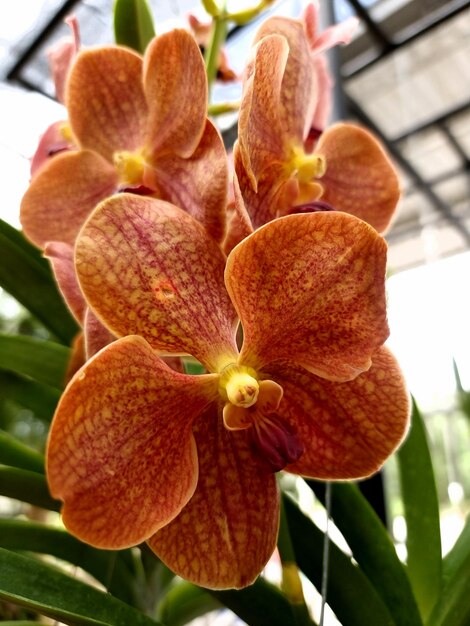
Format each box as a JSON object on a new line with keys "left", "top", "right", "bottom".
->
{"left": 204, "top": 2, "right": 228, "bottom": 97}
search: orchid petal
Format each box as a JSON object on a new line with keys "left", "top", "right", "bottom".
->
{"left": 48, "top": 15, "right": 80, "bottom": 103}
{"left": 84, "top": 308, "right": 115, "bottom": 359}
{"left": 263, "top": 346, "right": 410, "bottom": 479}
{"left": 317, "top": 123, "right": 400, "bottom": 233}
{"left": 226, "top": 212, "right": 389, "bottom": 381}
{"left": 238, "top": 34, "right": 290, "bottom": 186}
{"left": 148, "top": 405, "right": 279, "bottom": 589}
{"left": 312, "top": 17, "right": 359, "bottom": 55}
{"left": 222, "top": 161, "right": 254, "bottom": 255}
{"left": 234, "top": 146, "right": 298, "bottom": 229}
{"left": 66, "top": 46, "right": 147, "bottom": 161}
{"left": 45, "top": 242, "right": 85, "bottom": 324}
{"left": 254, "top": 16, "right": 317, "bottom": 143}
{"left": 47, "top": 335, "right": 218, "bottom": 549}
{"left": 76, "top": 194, "right": 239, "bottom": 372}
{"left": 149, "top": 119, "right": 227, "bottom": 242}
{"left": 144, "top": 29, "right": 207, "bottom": 160}
{"left": 21, "top": 150, "right": 118, "bottom": 248}
{"left": 65, "top": 332, "right": 86, "bottom": 384}
{"left": 30, "top": 120, "right": 74, "bottom": 178}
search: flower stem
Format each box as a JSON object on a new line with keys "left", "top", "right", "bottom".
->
{"left": 208, "top": 100, "right": 241, "bottom": 116}
{"left": 204, "top": 2, "right": 228, "bottom": 97}
{"left": 278, "top": 497, "right": 313, "bottom": 626}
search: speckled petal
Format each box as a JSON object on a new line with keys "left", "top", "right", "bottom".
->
{"left": 316, "top": 123, "right": 400, "bottom": 234}
{"left": 45, "top": 242, "right": 85, "bottom": 324}
{"left": 254, "top": 15, "right": 317, "bottom": 144}
{"left": 84, "top": 307, "right": 115, "bottom": 359}
{"left": 234, "top": 144, "right": 298, "bottom": 229}
{"left": 21, "top": 150, "right": 118, "bottom": 248}
{"left": 263, "top": 346, "right": 410, "bottom": 479}
{"left": 226, "top": 212, "right": 389, "bottom": 381}
{"left": 238, "top": 34, "right": 290, "bottom": 187}
{"left": 148, "top": 405, "right": 279, "bottom": 589}
{"left": 66, "top": 46, "right": 147, "bottom": 161}
{"left": 150, "top": 119, "right": 227, "bottom": 242}
{"left": 47, "top": 335, "right": 219, "bottom": 549}
{"left": 144, "top": 29, "right": 207, "bottom": 160}
{"left": 75, "top": 194, "right": 239, "bottom": 372}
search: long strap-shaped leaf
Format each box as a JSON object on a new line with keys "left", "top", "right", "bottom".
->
{"left": 0, "top": 548, "right": 160, "bottom": 626}
{"left": 0, "top": 334, "right": 70, "bottom": 389}
{"left": 308, "top": 480, "right": 422, "bottom": 626}
{"left": 159, "top": 581, "right": 222, "bottom": 626}
{"left": 0, "top": 219, "right": 78, "bottom": 344}
{"left": 0, "top": 369, "right": 60, "bottom": 421}
{"left": 114, "top": 0, "right": 156, "bottom": 53}
{"left": 283, "top": 494, "right": 396, "bottom": 626}
{"left": 0, "top": 429, "right": 45, "bottom": 473}
{"left": 397, "top": 398, "right": 442, "bottom": 621}
{"left": 212, "top": 577, "right": 298, "bottom": 626}
{"left": 0, "top": 519, "right": 137, "bottom": 607}
{"left": 427, "top": 515, "right": 470, "bottom": 626}
{"left": 0, "top": 465, "right": 60, "bottom": 511}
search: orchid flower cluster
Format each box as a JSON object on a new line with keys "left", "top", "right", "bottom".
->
{"left": 20, "top": 3, "right": 410, "bottom": 590}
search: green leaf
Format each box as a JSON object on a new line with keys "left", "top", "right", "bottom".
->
{"left": 0, "top": 430, "right": 45, "bottom": 473}
{"left": 0, "top": 219, "right": 78, "bottom": 344}
{"left": 114, "top": 0, "right": 156, "bottom": 53}
{"left": 0, "top": 548, "right": 159, "bottom": 626}
{"left": 211, "top": 577, "right": 296, "bottom": 626}
{"left": 397, "top": 398, "right": 442, "bottom": 620}
{"left": 159, "top": 581, "right": 222, "bottom": 626}
{"left": 0, "top": 334, "right": 70, "bottom": 389}
{"left": 283, "top": 494, "right": 395, "bottom": 626}
{"left": 0, "top": 519, "right": 137, "bottom": 607}
{"left": 427, "top": 515, "right": 470, "bottom": 626}
{"left": 308, "top": 480, "right": 422, "bottom": 626}
{"left": 0, "top": 369, "right": 60, "bottom": 421}
{"left": 0, "top": 466, "right": 59, "bottom": 511}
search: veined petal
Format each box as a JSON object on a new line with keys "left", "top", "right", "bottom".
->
{"left": 238, "top": 34, "right": 290, "bottom": 187}
{"left": 234, "top": 145, "right": 298, "bottom": 229}
{"left": 254, "top": 16, "right": 317, "bottom": 143}
{"left": 144, "top": 29, "right": 207, "bottom": 160}
{"left": 45, "top": 242, "right": 85, "bottom": 324}
{"left": 84, "top": 307, "right": 115, "bottom": 359}
{"left": 148, "top": 405, "right": 279, "bottom": 589}
{"left": 66, "top": 46, "right": 147, "bottom": 161}
{"left": 76, "top": 194, "right": 239, "bottom": 372}
{"left": 21, "top": 150, "right": 118, "bottom": 248}
{"left": 150, "top": 119, "right": 227, "bottom": 242}
{"left": 263, "top": 346, "right": 410, "bottom": 479}
{"left": 316, "top": 123, "right": 400, "bottom": 233}
{"left": 226, "top": 212, "right": 389, "bottom": 381}
{"left": 47, "top": 335, "right": 219, "bottom": 549}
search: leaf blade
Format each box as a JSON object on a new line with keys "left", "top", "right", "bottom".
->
{"left": 0, "top": 547, "right": 159, "bottom": 626}
{"left": 114, "top": 0, "right": 156, "bottom": 53}
{"left": 308, "top": 480, "right": 422, "bottom": 626}
{"left": 0, "top": 219, "right": 78, "bottom": 344}
{"left": 0, "top": 334, "right": 70, "bottom": 389}
{"left": 396, "top": 398, "right": 442, "bottom": 620}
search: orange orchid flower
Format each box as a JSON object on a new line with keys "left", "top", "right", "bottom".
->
{"left": 21, "top": 28, "right": 228, "bottom": 248}
{"left": 46, "top": 193, "right": 409, "bottom": 589}
{"left": 235, "top": 15, "right": 400, "bottom": 234}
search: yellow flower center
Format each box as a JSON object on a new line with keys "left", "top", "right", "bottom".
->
{"left": 219, "top": 364, "right": 259, "bottom": 408}
{"left": 113, "top": 150, "right": 146, "bottom": 186}
{"left": 59, "top": 122, "right": 73, "bottom": 143}
{"left": 289, "top": 147, "right": 326, "bottom": 184}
